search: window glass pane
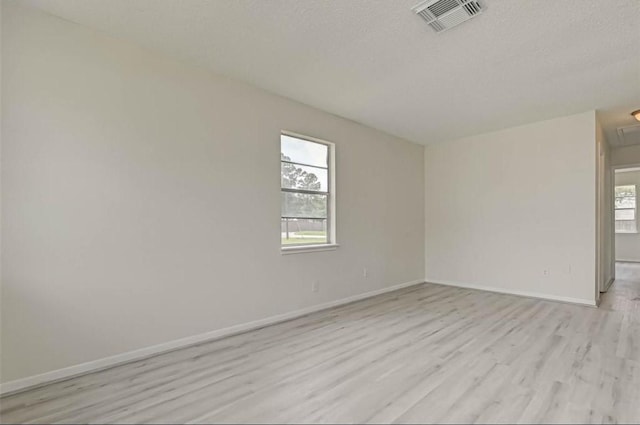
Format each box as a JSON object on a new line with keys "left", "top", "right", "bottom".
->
{"left": 616, "top": 197, "right": 636, "bottom": 209}
{"left": 615, "top": 185, "right": 636, "bottom": 208}
{"left": 616, "top": 209, "right": 636, "bottom": 220}
{"left": 281, "top": 192, "right": 327, "bottom": 219}
{"left": 281, "top": 135, "right": 328, "bottom": 168}
{"left": 616, "top": 220, "right": 637, "bottom": 233}
{"left": 281, "top": 163, "right": 328, "bottom": 192}
{"left": 281, "top": 218, "right": 327, "bottom": 245}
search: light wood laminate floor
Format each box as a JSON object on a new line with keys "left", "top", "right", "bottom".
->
{"left": 2, "top": 264, "right": 640, "bottom": 424}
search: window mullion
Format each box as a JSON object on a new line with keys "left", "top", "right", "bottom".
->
{"left": 281, "top": 188, "right": 328, "bottom": 196}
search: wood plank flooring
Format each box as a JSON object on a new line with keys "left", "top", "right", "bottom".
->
{"left": 2, "top": 265, "right": 640, "bottom": 424}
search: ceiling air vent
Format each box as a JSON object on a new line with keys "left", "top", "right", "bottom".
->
{"left": 413, "top": 0, "right": 483, "bottom": 33}
{"left": 617, "top": 125, "right": 640, "bottom": 146}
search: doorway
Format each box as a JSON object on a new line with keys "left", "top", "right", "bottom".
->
{"left": 614, "top": 166, "right": 640, "bottom": 290}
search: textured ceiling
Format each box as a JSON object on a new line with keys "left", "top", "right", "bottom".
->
{"left": 21, "top": 0, "right": 640, "bottom": 145}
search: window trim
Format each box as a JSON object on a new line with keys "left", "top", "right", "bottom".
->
{"left": 281, "top": 243, "right": 340, "bottom": 255}
{"left": 615, "top": 184, "right": 638, "bottom": 234}
{"left": 280, "top": 131, "right": 337, "bottom": 252}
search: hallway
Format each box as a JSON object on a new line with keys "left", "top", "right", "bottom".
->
{"left": 600, "top": 262, "right": 640, "bottom": 313}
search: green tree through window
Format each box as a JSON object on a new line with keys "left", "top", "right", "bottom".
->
{"left": 281, "top": 153, "right": 326, "bottom": 219}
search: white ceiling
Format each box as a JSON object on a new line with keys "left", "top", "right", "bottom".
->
{"left": 22, "top": 0, "right": 640, "bottom": 145}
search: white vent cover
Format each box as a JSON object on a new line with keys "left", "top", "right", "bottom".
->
{"left": 412, "top": 0, "right": 483, "bottom": 33}
{"left": 617, "top": 125, "right": 640, "bottom": 146}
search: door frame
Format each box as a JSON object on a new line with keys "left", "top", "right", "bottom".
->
{"left": 608, "top": 163, "right": 640, "bottom": 291}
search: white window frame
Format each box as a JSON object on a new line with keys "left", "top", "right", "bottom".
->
{"left": 280, "top": 131, "right": 337, "bottom": 254}
{"left": 615, "top": 184, "right": 638, "bottom": 234}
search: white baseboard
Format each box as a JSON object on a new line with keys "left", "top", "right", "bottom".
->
{"left": 601, "top": 276, "right": 615, "bottom": 293}
{"left": 0, "top": 279, "right": 424, "bottom": 396}
{"left": 427, "top": 278, "right": 596, "bottom": 307}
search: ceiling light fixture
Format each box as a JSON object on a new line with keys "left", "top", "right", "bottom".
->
{"left": 632, "top": 110, "right": 640, "bottom": 121}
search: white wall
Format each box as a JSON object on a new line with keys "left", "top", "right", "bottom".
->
{"left": 424, "top": 111, "right": 597, "bottom": 304}
{"left": 615, "top": 170, "right": 640, "bottom": 262}
{"left": 612, "top": 144, "right": 640, "bottom": 167}
{"left": 1, "top": 3, "right": 425, "bottom": 383}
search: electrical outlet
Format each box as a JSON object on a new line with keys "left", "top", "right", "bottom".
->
{"left": 312, "top": 281, "right": 319, "bottom": 292}
{"left": 543, "top": 269, "right": 550, "bottom": 276}
{"left": 363, "top": 268, "right": 368, "bottom": 278}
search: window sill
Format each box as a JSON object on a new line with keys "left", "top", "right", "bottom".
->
{"left": 281, "top": 244, "right": 340, "bottom": 255}
{"left": 616, "top": 231, "right": 638, "bottom": 234}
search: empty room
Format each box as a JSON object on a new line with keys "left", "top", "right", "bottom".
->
{"left": 1, "top": 0, "right": 639, "bottom": 423}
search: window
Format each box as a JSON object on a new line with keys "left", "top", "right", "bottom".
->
{"left": 615, "top": 185, "right": 637, "bottom": 234}
{"left": 281, "top": 132, "right": 335, "bottom": 248}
